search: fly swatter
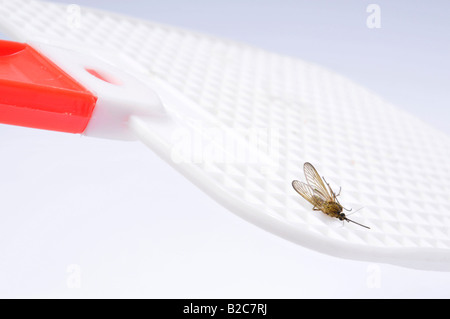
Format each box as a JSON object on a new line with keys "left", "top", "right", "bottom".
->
{"left": 1, "top": 0, "right": 450, "bottom": 271}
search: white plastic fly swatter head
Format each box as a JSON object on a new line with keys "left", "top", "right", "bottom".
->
{"left": 1, "top": 0, "right": 450, "bottom": 271}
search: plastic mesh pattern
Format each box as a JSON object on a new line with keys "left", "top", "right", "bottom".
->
{"left": 2, "top": 0, "right": 450, "bottom": 269}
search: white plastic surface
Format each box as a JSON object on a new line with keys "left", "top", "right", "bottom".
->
{"left": 1, "top": 0, "right": 450, "bottom": 271}
{"left": 30, "top": 41, "right": 164, "bottom": 140}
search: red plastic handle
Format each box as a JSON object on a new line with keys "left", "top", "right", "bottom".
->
{"left": 0, "top": 40, "right": 97, "bottom": 133}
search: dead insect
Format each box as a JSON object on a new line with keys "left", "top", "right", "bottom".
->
{"left": 292, "top": 162, "right": 370, "bottom": 229}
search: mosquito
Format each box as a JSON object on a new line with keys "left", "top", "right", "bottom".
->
{"left": 292, "top": 162, "right": 370, "bottom": 229}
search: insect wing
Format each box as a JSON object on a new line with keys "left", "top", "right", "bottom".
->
{"left": 303, "top": 162, "right": 334, "bottom": 202}
{"left": 292, "top": 180, "right": 326, "bottom": 207}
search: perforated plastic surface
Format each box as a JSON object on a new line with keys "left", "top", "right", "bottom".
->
{"left": 2, "top": 0, "right": 450, "bottom": 271}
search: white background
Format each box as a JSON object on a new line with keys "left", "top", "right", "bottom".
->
{"left": 0, "top": 0, "right": 449, "bottom": 298}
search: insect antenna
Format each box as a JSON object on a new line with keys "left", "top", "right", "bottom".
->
{"left": 345, "top": 206, "right": 364, "bottom": 217}
{"left": 345, "top": 217, "right": 370, "bottom": 229}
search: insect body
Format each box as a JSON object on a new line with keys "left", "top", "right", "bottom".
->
{"left": 292, "top": 162, "right": 370, "bottom": 229}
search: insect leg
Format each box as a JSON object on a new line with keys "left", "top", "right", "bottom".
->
{"left": 322, "top": 176, "right": 338, "bottom": 199}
